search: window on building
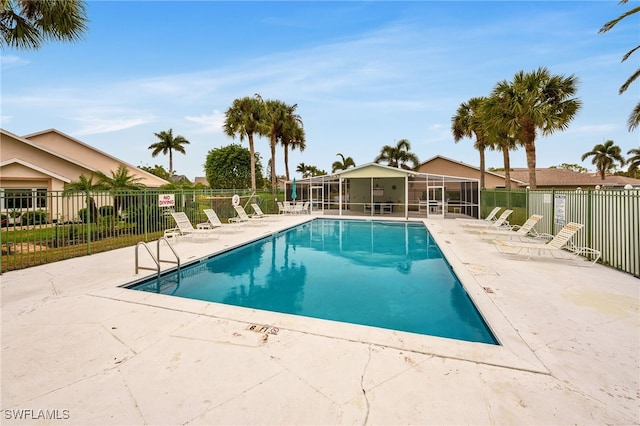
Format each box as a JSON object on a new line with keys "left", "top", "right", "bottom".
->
{"left": 1, "top": 189, "right": 48, "bottom": 210}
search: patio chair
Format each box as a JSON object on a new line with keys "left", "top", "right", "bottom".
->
{"left": 493, "top": 222, "right": 600, "bottom": 264}
{"left": 230, "top": 205, "right": 267, "bottom": 226}
{"left": 474, "top": 214, "right": 544, "bottom": 240}
{"left": 251, "top": 203, "right": 279, "bottom": 221}
{"left": 168, "top": 212, "right": 219, "bottom": 241}
{"left": 203, "top": 208, "right": 244, "bottom": 232}
{"left": 277, "top": 201, "right": 290, "bottom": 214}
{"left": 462, "top": 209, "right": 513, "bottom": 229}
{"left": 291, "top": 202, "right": 309, "bottom": 214}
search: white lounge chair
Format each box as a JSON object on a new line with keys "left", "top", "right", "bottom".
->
{"left": 494, "top": 222, "right": 600, "bottom": 264}
{"left": 462, "top": 209, "right": 513, "bottom": 229}
{"left": 168, "top": 212, "right": 219, "bottom": 241}
{"left": 251, "top": 203, "right": 279, "bottom": 221}
{"left": 230, "top": 205, "right": 267, "bottom": 226}
{"left": 457, "top": 206, "right": 501, "bottom": 223}
{"left": 203, "top": 208, "right": 244, "bottom": 232}
{"left": 475, "top": 214, "right": 544, "bottom": 240}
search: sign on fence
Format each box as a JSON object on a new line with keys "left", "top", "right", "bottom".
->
{"left": 554, "top": 194, "right": 566, "bottom": 226}
{"left": 158, "top": 194, "right": 175, "bottom": 207}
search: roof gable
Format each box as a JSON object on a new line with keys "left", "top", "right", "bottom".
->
{"left": 335, "top": 163, "right": 416, "bottom": 178}
{"left": 0, "top": 158, "right": 71, "bottom": 182}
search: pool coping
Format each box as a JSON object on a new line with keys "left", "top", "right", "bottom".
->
{"left": 97, "top": 215, "right": 548, "bottom": 375}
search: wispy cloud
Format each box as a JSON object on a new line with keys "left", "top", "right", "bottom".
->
{"left": 73, "top": 113, "right": 156, "bottom": 136}
{"left": 1, "top": 54, "right": 29, "bottom": 70}
{"left": 185, "top": 110, "right": 225, "bottom": 134}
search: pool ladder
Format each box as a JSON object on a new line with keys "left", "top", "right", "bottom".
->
{"left": 135, "top": 237, "right": 180, "bottom": 277}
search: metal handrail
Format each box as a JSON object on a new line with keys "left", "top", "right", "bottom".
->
{"left": 157, "top": 237, "right": 180, "bottom": 273}
{"left": 135, "top": 242, "right": 159, "bottom": 275}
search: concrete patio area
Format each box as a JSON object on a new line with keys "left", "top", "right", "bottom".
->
{"left": 1, "top": 214, "right": 638, "bottom": 425}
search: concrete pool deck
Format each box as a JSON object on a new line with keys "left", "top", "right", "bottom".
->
{"left": 1, "top": 214, "right": 638, "bottom": 425}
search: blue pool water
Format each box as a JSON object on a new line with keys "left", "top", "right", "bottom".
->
{"left": 129, "top": 219, "right": 497, "bottom": 344}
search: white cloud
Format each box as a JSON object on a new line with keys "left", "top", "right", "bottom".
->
{"left": 184, "top": 110, "right": 225, "bottom": 134}
{"left": 1, "top": 54, "right": 29, "bottom": 70}
{"left": 73, "top": 114, "right": 155, "bottom": 136}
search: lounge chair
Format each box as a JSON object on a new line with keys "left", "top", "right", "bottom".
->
{"left": 457, "top": 206, "right": 501, "bottom": 223}
{"left": 230, "top": 205, "right": 267, "bottom": 226}
{"left": 493, "top": 222, "right": 601, "bottom": 264}
{"left": 251, "top": 203, "right": 279, "bottom": 221}
{"left": 168, "top": 212, "right": 219, "bottom": 241}
{"left": 475, "top": 214, "right": 544, "bottom": 240}
{"left": 203, "top": 208, "right": 244, "bottom": 232}
{"left": 462, "top": 209, "right": 513, "bottom": 229}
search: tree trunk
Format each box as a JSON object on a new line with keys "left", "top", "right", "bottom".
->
{"left": 284, "top": 144, "right": 290, "bottom": 181}
{"left": 522, "top": 125, "right": 537, "bottom": 189}
{"left": 524, "top": 142, "right": 537, "bottom": 189}
{"left": 502, "top": 147, "right": 511, "bottom": 190}
{"left": 270, "top": 134, "right": 277, "bottom": 191}
{"left": 169, "top": 150, "right": 173, "bottom": 177}
{"left": 479, "top": 149, "right": 486, "bottom": 190}
{"left": 248, "top": 134, "right": 256, "bottom": 191}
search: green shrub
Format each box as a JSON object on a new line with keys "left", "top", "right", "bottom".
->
{"left": 21, "top": 210, "right": 48, "bottom": 225}
{"left": 99, "top": 205, "right": 115, "bottom": 216}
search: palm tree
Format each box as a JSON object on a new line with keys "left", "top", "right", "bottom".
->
{"left": 331, "top": 153, "right": 356, "bottom": 173}
{"left": 1, "top": 0, "right": 88, "bottom": 50}
{"left": 452, "top": 97, "right": 490, "bottom": 189}
{"left": 63, "top": 173, "right": 103, "bottom": 223}
{"left": 280, "top": 119, "right": 306, "bottom": 181}
{"left": 257, "top": 96, "right": 302, "bottom": 190}
{"left": 96, "top": 165, "right": 145, "bottom": 216}
{"left": 492, "top": 133, "right": 518, "bottom": 190}
{"left": 223, "top": 95, "right": 265, "bottom": 190}
{"left": 374, "top": 139, "right": 419, "bottom": 170}
{"left": 581, "top": 140, "right": 626, "bottom": 180}
{"left": 486, "top": 67, "right": 581, "bottom": 189}
{"left": 599, "top": 0, "right": 640, "bottom": 131}
{"left": 63, "top": 173, "right": 104, "bottom": 192}
{"left": 148, "top": 129, "right": 190, "bottom": 177}
{"left": 296, "top": 163, "right": 310, "bottom": 178}
{"left": 481, "top": 95, "right": 521, "bottom": 189}
{"left": 627, "top": 148, "right": 640, "bottom": 177}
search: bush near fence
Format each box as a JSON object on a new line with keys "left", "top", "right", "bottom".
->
{"left": 482, "top": 188, "right": 640, "bottom": 277}
{"left": 1, "top": 189, "right": 282, "bottom": 273}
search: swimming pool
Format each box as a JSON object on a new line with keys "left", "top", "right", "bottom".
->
{"left": 128, "top": 219, "right": 497, "bottom": 345}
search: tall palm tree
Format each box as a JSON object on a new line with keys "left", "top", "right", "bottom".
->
{"left": 599, "top": 0, "right": 640, "bottom": 131}
{"left": 486, "top": 67, "right": 581, "bottom": 189}
{"left": 280, "top": 119, "right": 306, "bottom": 181}
{"left": 482, "top": 95, "right": 521, "bottom": 189}
{"left": 581, "top": 140, "right": 626, "bottom": 180}
{"left": 258, "top": 97, "right": 302, "bottom": 189}
{"left": 148, "top": 129, "right": 190, "bottom": 177}
{"left": 374, "top": 139, "right": 419, "bottom": 170}
{"left": 331, "top": 153, "right": 356, "bottom": 173}
{"left": 1, "top": 0, "right": 88, "bottom": 50}
{"left": 452, "top": 97, "right": 490, "bottom": 189}
{"left": 223, "top": 95, "right": 265, "bottom": 190}
{"left": 627, "top": 148, "right": 640, "bottom": 177}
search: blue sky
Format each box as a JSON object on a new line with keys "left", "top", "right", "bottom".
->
{"left": 2, "top": 1, "right": 638, "bottom": 180}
